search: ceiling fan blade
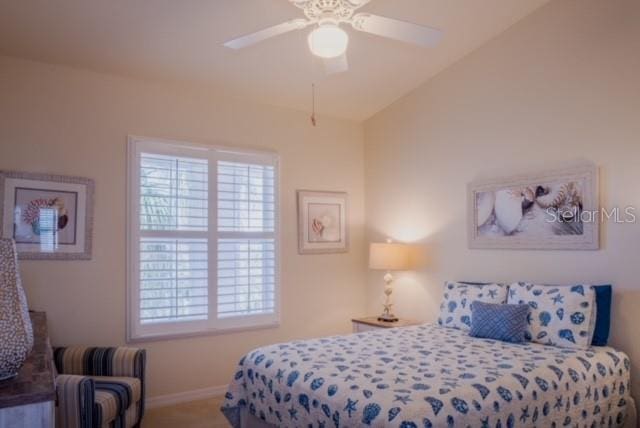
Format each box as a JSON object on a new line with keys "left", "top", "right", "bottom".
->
{"left": 351, "top": 13, "right": 443, "bottom": 47}
{"left": 323, "top": 54, "right": 349, "bottom": 75}
{"left": 224, "top": 19, "right": 309, "bottom": 50}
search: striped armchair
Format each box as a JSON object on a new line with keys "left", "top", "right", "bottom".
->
{"left": 53, "top": 347, "right": 146, "bottom": 428}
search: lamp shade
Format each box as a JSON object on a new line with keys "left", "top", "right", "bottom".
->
{"left": 369, "top": 242, "right": 413, "bottom": 271}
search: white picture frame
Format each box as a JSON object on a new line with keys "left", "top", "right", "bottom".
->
{"left": 297, "top": 190, "right": 348, "bottom": 254}
{"left": 468, "top": 163, "right": 599, "bottom": 250}
{"left": 0, "top": 171, "right": 94, "bottom": 260}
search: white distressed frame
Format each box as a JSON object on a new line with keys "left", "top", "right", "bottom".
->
{"left": 127, "top": 136, "right": 281, "bottom": 342}
{"left": 0, "top": 170, "right": 94, "bottom": 260}
{"left": 467, "top": 163, "right": 599, "bottom": 250}
{"left": 297, "top": 190, "right": 348, "bottom": 254}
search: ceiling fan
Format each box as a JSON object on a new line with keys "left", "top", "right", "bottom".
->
{"left": 223, "top": 0, "right": 443, "bottom": 74}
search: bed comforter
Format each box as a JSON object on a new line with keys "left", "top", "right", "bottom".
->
{"left": 222, "top": 324, "right": 631, "bottom": 427}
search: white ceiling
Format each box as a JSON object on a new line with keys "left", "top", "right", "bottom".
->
{"left": 0, "top": 0, "right": 549, "bottom": 121}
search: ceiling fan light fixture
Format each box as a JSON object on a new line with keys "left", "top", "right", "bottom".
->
{"left": 307, "top": 24, "right": 349, "bottom": 58}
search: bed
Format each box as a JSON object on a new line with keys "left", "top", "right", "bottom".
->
{"left": 222, "top": 323, "right": 635, "bottom": 427}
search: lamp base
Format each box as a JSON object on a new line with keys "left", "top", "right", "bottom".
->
{"left": 377, "top": 314, "right": 399, "bottom": 323}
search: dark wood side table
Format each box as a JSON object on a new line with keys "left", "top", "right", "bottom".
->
{"left": 0, "top": 312, "right": 55, "bottom": 427}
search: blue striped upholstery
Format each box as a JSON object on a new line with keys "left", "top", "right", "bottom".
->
{"left": 93, "top": 377, "right": 141, "bottom": 427}
{"left": 469, "top": 301, "right": 530, "bottom": 343}
{"left": 55, "top": 375, "right": 95, "bottom": 428}
{"left": 94, "top": 389, "right": 119, "bottom": 428}
{"left": 54, "top": 346, "right": 146, "bottom": 428}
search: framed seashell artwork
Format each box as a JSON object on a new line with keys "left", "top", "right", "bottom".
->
{"left": 467, "top": 163, "right": 599, "bottom": 250}
{"left": 297, "top": 190, "right": 348, "bottom": 254}
{"left": 0, "top": 171, "right": 94, "bottom": 259}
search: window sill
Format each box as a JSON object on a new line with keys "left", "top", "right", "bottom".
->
{"left": 126, "top": 321, "right": 280, "bottom": 343}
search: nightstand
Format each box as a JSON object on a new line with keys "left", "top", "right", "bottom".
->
{"left": 351, "top": 317, "right": 421, "bottom": 333}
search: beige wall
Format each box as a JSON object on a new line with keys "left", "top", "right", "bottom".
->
{"left": 365, "top": 0, "right": 640, "bottom": 398}
{"left": 0, "top": 56, "right": 367, "bottom": 398}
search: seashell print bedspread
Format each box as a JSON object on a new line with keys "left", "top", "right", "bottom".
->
{"left": 222, "top": 324, "right": 631, "bottom": 427}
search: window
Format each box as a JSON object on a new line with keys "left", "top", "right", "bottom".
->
{"left": 127, "top": 137, "right": 279, "bottom": 340}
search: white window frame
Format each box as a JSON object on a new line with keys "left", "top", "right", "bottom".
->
{"left": 126, "top": 136, "right": 280, "bottom": 341}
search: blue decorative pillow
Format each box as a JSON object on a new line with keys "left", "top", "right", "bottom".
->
{"left": 591, "top": 285, "right": 612, "bottom": 346}
{"left": 438, "top": 281, "right": 508, "bottom": 331}
{"left": 507, "top": 282, "right": 596, "bottom": 349}
{"left": 469, "top": 301, "right": 530, "bottom": 343}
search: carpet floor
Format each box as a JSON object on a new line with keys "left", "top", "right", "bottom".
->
{"left": 144, "top": 396, "right": 231, "bottom": 428}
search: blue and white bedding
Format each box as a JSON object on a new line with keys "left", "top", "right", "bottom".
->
{"left": 507, "top": 283, "right": 598, "bottom": 350}
{"left": 438, "top": 282, "right": 508, "bottom": 331}
{"left": 222, "top": 324, "right": 631, "bottom": 427}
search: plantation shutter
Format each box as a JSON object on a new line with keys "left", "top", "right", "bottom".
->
{"left": 138, "top": 153, "right": 209, "bottom": 324}
{"left": 216, "top": 160, "right": 277, "bottom": 318}
{"left": 128, "top": 137, "right": 279, "bottom": 340}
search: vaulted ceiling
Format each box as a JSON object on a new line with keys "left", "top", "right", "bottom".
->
{"left": 0, "top": 0, "right": 549, "bottom": 121}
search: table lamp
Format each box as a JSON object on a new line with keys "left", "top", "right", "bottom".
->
{"left": 369, "top": 241, "right": 413, "bottom": 322}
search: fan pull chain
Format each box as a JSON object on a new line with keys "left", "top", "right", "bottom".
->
{"left": 310, "top": 83, "right": 317, "bottom": 127}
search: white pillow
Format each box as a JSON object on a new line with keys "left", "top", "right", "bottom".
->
{"left": 507, "top": 282, "right": 597, "bottom": 349}
{"left": 437, "top": 281, "right": 508, "bottom": 331}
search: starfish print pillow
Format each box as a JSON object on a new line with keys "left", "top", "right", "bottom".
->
{"left": 507, "top": 282, "right": 597, "bottom": 349}
{"left": 437, "top": 281, "right": 508, "bottom": 331}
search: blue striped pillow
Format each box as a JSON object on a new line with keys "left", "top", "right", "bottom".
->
{"left": 469, "top": 301, "right": 530, "bottom": 343}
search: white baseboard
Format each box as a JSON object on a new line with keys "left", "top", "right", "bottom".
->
{"left": 146, "top": 384, "right": 228, "bottom": 409}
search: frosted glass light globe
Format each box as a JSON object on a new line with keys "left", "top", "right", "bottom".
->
{"left": 308, "top": 25, "right": 349, "bottom": 58}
